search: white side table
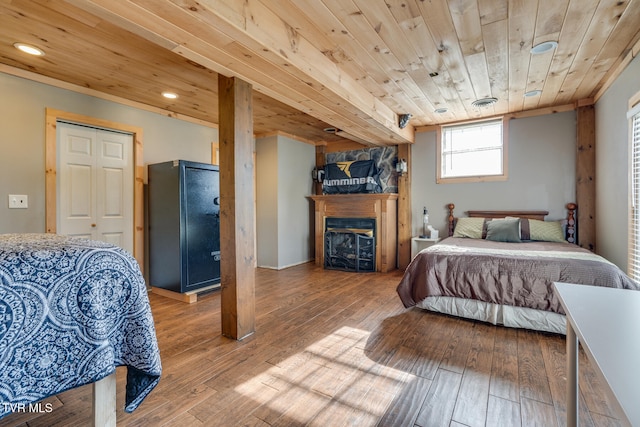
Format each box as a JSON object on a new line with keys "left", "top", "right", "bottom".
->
{"left": 411, "top": 236, "right": 440, "bottom": 259}
{"left": 554, "top": 282, "right": 640, "bottom": 427}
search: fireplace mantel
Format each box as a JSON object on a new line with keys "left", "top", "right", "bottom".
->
{"left": 309, "top": 193, "right": 398, "bottom": 272}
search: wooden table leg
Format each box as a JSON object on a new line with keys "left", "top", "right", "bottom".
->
{"left": 567, "top": 322, "right": 579, "bottom": 427}
{"left": 93, "top": 372, "right": 116, "bottom": 427}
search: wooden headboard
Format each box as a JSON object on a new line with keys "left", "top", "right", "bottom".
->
{"left": 447, "top": 202, "right": 578, "bottom": 243}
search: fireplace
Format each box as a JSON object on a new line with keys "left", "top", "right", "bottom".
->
{"left": 309, "top": 194, "right": 397, "bottom": 273}
{"left": 324, "top": 217, "right": 376, "bottom": 272}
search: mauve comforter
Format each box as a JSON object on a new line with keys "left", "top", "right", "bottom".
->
{"left": 397, "top": 237, "right": 639, "bottom": 314}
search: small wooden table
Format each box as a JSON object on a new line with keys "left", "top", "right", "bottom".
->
{"left": 554, "top": 282, "right": 640, "bottom": 427}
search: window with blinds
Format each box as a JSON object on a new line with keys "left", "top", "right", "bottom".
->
{"left": 629, "top": 103, "right": 640, "bottom": 282}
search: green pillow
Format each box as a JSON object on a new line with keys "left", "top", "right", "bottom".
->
{"left": 529, "top": 219, "right": 565, "bottom": 242}
{"left": 485, "top": 218, "right": 522, "bottom": 243}
{"left": 452, "top": 217, "right": 485, "bottom": 239}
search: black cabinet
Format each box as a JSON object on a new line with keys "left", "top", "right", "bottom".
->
{"left": 148, "top": 160, "right": 221, "bottom": 293}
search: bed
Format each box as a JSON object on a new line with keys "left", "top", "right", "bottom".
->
{"left": 396, "top": 204, "right": 640, "bottom": 334}
{"left": 0, "top": 233, "right": 162, "bottom": 422}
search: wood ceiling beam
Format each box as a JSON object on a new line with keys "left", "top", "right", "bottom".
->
{"left": 68, "top": 0, "right": 414, "bottom": 145}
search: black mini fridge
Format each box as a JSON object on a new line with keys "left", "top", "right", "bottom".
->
{"left": 148, "top": 160, "right": 221, "bottom": 293}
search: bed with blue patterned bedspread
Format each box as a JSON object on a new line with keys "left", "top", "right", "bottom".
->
{"left": 0, "top": 233, "right": 161, "bottom": 419}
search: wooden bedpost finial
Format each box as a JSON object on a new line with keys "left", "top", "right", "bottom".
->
{"left": 566, "top": 203, "right": 577, "bottom": 244}
{"left": 448, "top": 203, "right": 455, "bottom": 237}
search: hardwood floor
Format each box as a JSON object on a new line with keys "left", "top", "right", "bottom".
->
{"left": 1, "top": 263, "right": 622, "bottom": 427}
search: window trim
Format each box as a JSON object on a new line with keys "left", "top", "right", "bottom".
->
{"left": 436, "top": 116, "right": 509, "bottom": 184}
{"left": 627, "top": 91, "right": 640, "bottom": 282}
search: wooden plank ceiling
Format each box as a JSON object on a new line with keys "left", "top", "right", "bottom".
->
{"left": 1, "top": 0, "right": 639, "bottom": 146}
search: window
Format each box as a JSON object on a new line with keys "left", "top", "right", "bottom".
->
{"left": 628, "top": 100, "right": 640, "bottom": 282}
{"left": 437, "top": 117, "right": 508, "bottom": 183}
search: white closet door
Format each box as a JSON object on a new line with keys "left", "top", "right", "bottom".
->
{"left": 57, "top": 121, "right": 134, "bottom": 253}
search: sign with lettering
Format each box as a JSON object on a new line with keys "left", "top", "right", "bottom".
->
{"left": 322, "top": 160, "right": 382, "bottom": 194}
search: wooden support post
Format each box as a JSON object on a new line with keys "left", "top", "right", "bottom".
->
{"left": 218, "top": 75, "right": 256, "bottom": 340}
{"left": 576, "top": 104, "right": 596, "bottom": 251}
{"left": 397, "top": 144, "right": 412, "bottom": 269}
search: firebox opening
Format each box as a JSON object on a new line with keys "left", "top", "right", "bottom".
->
{"left": 324, "top": 217, "right": 376, "bottom": 272}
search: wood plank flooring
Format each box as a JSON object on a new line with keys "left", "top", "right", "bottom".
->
{"left": 0, "top": 263, "right": 622, "bottom": 427}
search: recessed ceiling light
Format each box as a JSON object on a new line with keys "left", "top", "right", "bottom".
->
{"left": 530, "top": 41, "right": 558, "bottom": 55}
{"left": 162, "top": 91, "right": 178, "bottom": 99}
{"left": 471, "top": 97, "right": 498, "bottom": 108}
{"left": 524, "top": 89, "right": 542, "bottom": 97}
{"left": 434, "top": 108, "right": 448, "bottom": 114}
{"left": 13, "top": 42, "right": 45, "bottom": 56}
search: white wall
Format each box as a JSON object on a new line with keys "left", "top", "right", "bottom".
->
{"left": 595, "top": 54, "right": 640, "bottom": 270}
{"left": 255, "top": 136, "right": 279, "bottom": 268}
{"left": 0, "top": 72, "right": 217, "bottom": 234}
{"left": 255, "top": 134, "right": 315, "bottom": 269}
{"left": 277, "top": 135, "right": 316, "bottom": 268}
{"left": 411, "top": 111, "right": 577, "bottom": 238}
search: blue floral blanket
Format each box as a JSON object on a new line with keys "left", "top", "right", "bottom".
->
{"left": 0, "top": 234, "right": 161, "bottom": 419}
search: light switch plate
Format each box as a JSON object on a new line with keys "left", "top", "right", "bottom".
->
{"left": 8, "top": 195, "right": 28, "bottom": 209}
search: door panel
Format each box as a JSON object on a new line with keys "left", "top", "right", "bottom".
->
{"left": 102, "top": 138, "right": 124, "bottom": 159}
{"left": 102, "top": 232, "right": 124, "bottom": 248}
{"left": 59, "top": 126, "right": 96, "bottom": 238}
{"left": 68, "top": 165, "right": 93, "bottom": 218}
{"left": 96, "top": 130, "right": 132, "bottom": 249}
{"left": 102, "top": 168, "right": 124, "bottom": 216}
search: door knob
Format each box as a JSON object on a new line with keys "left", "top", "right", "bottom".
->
{"left": 91, "top": 223, "right": 97, "bottom": 227}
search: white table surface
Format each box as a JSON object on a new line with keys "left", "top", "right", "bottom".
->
{"left": 554, "top": 282, "right": 640, "bottom": 427}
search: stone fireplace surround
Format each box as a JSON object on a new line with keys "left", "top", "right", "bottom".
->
{"left": 309, "top": 193, "right": 398, "bottom": 273}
